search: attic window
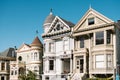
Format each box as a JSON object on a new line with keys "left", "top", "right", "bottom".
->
{"left": 88, "top": 18, "right": 94, "bottom": 25}
{"left": 56, "top": 24, "right": 60, "bottom": 30}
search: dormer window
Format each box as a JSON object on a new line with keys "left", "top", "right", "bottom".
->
{"left": 88, "top": 18, "right": 94, "bottom": 25}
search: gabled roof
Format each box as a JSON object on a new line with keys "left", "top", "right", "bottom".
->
{"left": 48, "top": 16, "right": 74, "bottom": 33}
{"left": 0, "top": 48, "right": 16, "bottom": 58}
{"left": 31, "top": 36, "right": 43, "bottom": 47}
{"left": 74, "top": 8, "right": 114, "bottom": 31}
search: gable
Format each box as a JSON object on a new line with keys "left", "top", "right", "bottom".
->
{"left": 17, "top": 44, "right": 30, "bottom": 52}
{"left": 48, "top": 16, "right": 71, "bottom": 33}
{"left": 74, "top": 8, "right": 114, "bottom": 31}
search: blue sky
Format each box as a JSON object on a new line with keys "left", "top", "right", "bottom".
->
{"left": 0, "top": 0, "right": 120, "bottom": 51}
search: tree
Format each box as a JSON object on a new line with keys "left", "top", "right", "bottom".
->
{"left": 19, "top": 70, "right": 36, "bottom": 80}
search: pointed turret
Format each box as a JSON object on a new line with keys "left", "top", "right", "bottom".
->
{"left": 31, "top": 36, "right": 43, "bottom": 47}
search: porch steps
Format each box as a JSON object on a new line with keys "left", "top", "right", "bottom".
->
{"left": 70, "top": 73, "right": 84, "bottom": 80}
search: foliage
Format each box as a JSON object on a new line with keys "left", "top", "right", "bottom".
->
{"left": 18, "top": 70, "right": 36, "bottom": 80}
{"left": 87, "top": 77, "right": 113, "bottom": 80}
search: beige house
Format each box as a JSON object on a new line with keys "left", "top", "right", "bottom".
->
{"left": 10, "top": 36, "right": 43, "bottom": 80}
{"left": 71, "top": 8, "right": 120, "bottom": 80}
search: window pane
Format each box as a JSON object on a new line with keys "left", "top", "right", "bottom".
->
{"left": 49, "top": 60, "right": 54, "bottom": 70}
{"left": 107, "top": 54, "right": 112, "bottom": 68}
{"left": 1, "top": 63, "right": 5, "bottom": 70}
{"left": 96, "top": 62, "right": 104, "bottom": 68}
{"left": 107, "top": 30, "right": 111, "bottom": 44}
{"left": 80, "top": 37, "right": 84, "bottom": 48}
{"left": 96, "top": 55, "right": 104, "bottom": 61}
{"left": 49, "top": 43, "right": 54, "bottom": 52}
{"left": 64, "top": 40, "right": 69, "bottom": 50}
{"left": 95, "top": 55, "right": 105, "bottom": 68}
{"left": 88, "top": 18, "right": 94, "bottom": 25}
{"left": 96, "top": 31, "right": 104, "bottom": 45}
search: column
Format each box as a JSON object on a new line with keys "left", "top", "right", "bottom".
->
{"left": 104, "top": 30, "right": 107, "bottom": 45}
{"left": 5, "top": 62, "right": 7, "bottom": 71}
{"left": 93, "top": 32, "right": 95, "bottom": 46}
{"left": 84, "top": 55, "right": 86, "bottom": 73}
{"left": 70, "top": 58, "right": 73, "bottom": 73}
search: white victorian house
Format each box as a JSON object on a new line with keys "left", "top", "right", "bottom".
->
{"left": 42, "top": 12, "right": 75, "bottom": 80}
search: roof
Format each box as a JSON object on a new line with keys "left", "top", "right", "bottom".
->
{"left": 0, "top": 48, "right": 16, "bottom": 58}
{"left": 116, "top": 20, "right": 120, "bottom": 30}
{"left": 31, "top": 36, "right": 43, "bottom": 47}
{"left": 60, "top": 17, "right": 75, "bottom": 27}
{"left": 44, "top": 12, "right": 55, "bottom": 24}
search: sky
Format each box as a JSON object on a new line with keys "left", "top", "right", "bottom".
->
{"left": 0, "top": 0, "right": 120, "bottom": 52}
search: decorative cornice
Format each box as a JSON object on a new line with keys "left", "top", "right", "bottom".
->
{"left": 73, "top": 22, "right": 115, "bottom": 34}
{"left": 17, "top": 48, "right": 42, "bottom": 53}
{"left": 0, "top": 57, "right": 16, "bottom": 61}
{"left": 42, "top": 29, "right": 71, "bottom": 38}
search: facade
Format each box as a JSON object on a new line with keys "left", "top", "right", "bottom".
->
{"left": 0, "top": 48, "right": 16, "bottom": 80}
{"left": 72, "top": 8, "right": 120, "bottom": 80}
{"left": 42, "top": 8, "right": 120, "bottom": 80}
{"left": 10, "top": 36, "right": 43, "bottom": 80}
{"left": 42, "top": 12, "right": 75, "bottom": 80}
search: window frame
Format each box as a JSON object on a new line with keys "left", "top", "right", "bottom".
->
{"left": 1, "top": 62, "right": 5, "bottom": 70}
{"left": 107, "top": 30, "right": 111, "bottom": 44}
{"left": 49, "top": 43, "right": 54, "bottom": 52}
{"left": 64, "top": 40, "right": 69, "bottom": 51}
{"left": 95, "top": 55, "right": 105, "bottom": 68}
{"left": 80, "top": 37, "right": 84, "bottom": 48}
{"left": 95, "top": 31, "right": 104, "bottom": 45}
{"left": 49, "top": 60, "right": 54, "bottom": 70}
{"left": 88, "top": 18, "right": 95, "bottom": 25}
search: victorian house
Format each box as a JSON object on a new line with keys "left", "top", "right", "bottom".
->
{"left": 42, "top": 12, "right": 75, "bottom": 80}
{"left": 10, "top": 36, "right": 43, "bottom": 80}
{"left": 0, "top": 48, "right": 16, "bottom": 80}
{"left": 72, "top": 8, "right": 120, "bottom": 80}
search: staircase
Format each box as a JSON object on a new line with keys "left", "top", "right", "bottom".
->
{"left": 70, "top": 73, "right": 85, "bottom": 80}
{"left": 70, "top": 73, "right": 81, "bottom": 80}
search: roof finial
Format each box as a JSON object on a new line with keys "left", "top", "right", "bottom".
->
{"left": 89, "top": 4, "right": 92, "bottom": 9}
{"left": 50, "top": 8, "right": 53, "bottom": 15}
{"left": 36, "top": 30, "right": 38, "bottom": 36}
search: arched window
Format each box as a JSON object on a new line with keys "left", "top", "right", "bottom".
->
{"left": 34, "top": 52, "right": 37, "bottom": 60}
{"left": 56, "top": 24, "right": 60, "bottom": 31}
{"left": 18, "top": 56, "right": 22, "bottom": 61}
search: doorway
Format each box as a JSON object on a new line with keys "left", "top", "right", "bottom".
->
{"left": 76, "top": 56, "right": 84, "bottom": 73}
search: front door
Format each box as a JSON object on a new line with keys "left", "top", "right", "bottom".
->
{"left": 76, "top": 56, "right": 84, "bottom": 73}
